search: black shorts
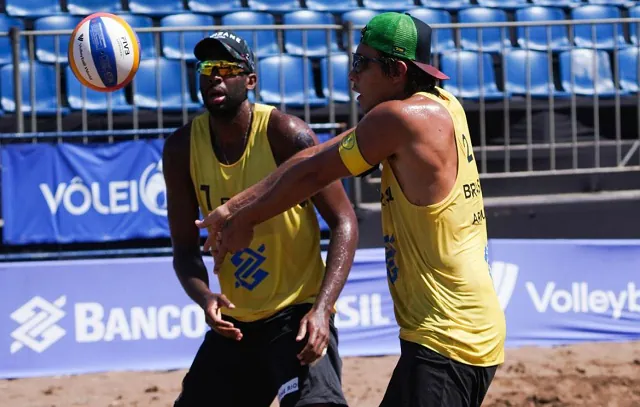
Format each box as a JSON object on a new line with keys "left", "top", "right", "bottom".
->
{"left": 174, "top": 303, "right": 348, "bottom": 407}
{"left": 379, "top": 340, "right": 498, "bottom": 407}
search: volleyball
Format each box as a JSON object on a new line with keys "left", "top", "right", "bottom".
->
{"left": 68, "top": 12, "right": 140, "bottom": 92}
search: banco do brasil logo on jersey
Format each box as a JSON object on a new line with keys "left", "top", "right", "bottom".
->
{"left": 231, "top": 244, "right": 270, "bottom": 290}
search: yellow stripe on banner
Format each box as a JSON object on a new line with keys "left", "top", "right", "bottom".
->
{"left": 338, "top": 131, "right": 373, "bottom": 176}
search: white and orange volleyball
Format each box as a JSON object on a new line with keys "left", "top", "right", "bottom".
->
{"left": 68, "top": 12, "right": 140, "bottom": 92}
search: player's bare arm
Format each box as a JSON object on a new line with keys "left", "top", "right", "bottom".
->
{"left": 195, "top": 100, "right": 413, "bottom": 253}
{"left": 266, "top": 109, "right": 359, "bottom": 365}
{"left": 163, "top": 125, "right": 241, "bottom": 340}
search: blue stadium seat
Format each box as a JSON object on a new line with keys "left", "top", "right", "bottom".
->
{"left": 628, "top": 6, "right": 640, "bottom": 45}
{"left": 257, "top": 55, "right": 326, "bottom": 107}
{"left": 0, "top": 16, "right": 27, "bottom": 66}
{"left": 362, "top": 0, "right": 415, "bottom": 11}
{"left": 419, "top": 0, "right": 472, "bottom": 10}
{"left": 515, "top": 7, "right": 571, "bottom": 51}
{"left": 187, "top": 0, "right": 244, "bottom": 13}
{"left": 65, "top": 66, "right": 132, "bottom": 113}
{"left": 117, "top": 14, "right": 156, "bottom": 60}
{"left": 133, "top": 58, "right": 201, "bottom": 111}
{"left": 67, "top": 0, "right": 123, "bottom": 15}
{"left": 406, "top": 8, "right": 456, "bottom": 53}
{"left": 531, "top": 0, "right": 582, "bottom": 6}
{"left": 587, "top": 0, "right": 633, "bottom": 5}
{"left": 5, "top": 0, "right": 61, "bottom": 17}
{"left": 504, "top": 50, "right": 568, "bottom": 97}
{"left": 247, "top": 0, "right": 301, "bottom": 12}
{"left": 477, "top": 0, "right": 528, "bottom": 9}
{"left": 221, "top": 11, "right": 280, "bottom": 56}
{"left": 306, "top": 0, "right": 359, "bottom": 13}
{"left": 320, "top": 52, "right": 351, "bottom": 103}
{"left": 571, "top": 5, "right": 626, "bottom": 50}
{"left": 458, "top": 8, "right": 511, "bottom": 52}
{"left": 283, "top": 11, "right": 340, "bottom": 57}
{"left": 34, "top": 16, "right": 82, "bottom": 64}
{"left": 559, "top": 49, "right": 624, "bottom": 96}
{"left": 341, "top": 10, "right": 380, "bottom": 52}
{"left": 0, "top": 62, "right": 70, "bottom": 115}
{"left": 616, "top": 47, "right": 639, "bottom": 92}
{"left": 128, "top": 0, "right": 186, "bottom": 16}
{"left": 161, "top": 14, "right": 215, "bottom": 61}
{"left": 440, "top": 51, "right": 505, "bottom": 100}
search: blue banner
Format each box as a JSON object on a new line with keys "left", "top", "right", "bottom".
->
{"left": 489, "top": 239, "right": 640, "bottom": 347}
{"left": 0, "top": 248, "right": 397, "bottom": 379}
{"left": 1, "top": 140, "right": 330, "bottom": 244}
{"left": 1, "top": 241, "right": 639, "bottom": 379}
{"left": 2, "top": 140, "right": 168, "bottom": 244}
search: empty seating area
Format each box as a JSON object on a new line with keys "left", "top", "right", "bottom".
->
{"left": 0, "top": 0, "right": 639, "bottom": 117}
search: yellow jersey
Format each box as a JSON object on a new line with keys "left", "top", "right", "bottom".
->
{"left": 380, "top": 88, "right": 506, "bottom": 366}
{"left": 189, "top": 103, "right": 325, "bottom": 322}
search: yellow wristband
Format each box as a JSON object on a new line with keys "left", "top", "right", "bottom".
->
{"left": 338, "top": 131, "right": 372, "bottom": 176}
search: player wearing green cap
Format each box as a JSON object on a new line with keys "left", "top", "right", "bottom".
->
{"left": 196, "top": 12, "right": 506, "bottom": 407}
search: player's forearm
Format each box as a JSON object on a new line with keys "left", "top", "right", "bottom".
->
{"left": 314, "top": 219, "right": 358, "bottom": 313}
{"left": 227, "top": 156, "right": 326, "bottom": 225}
{"left": 173, "top": 249, "right": 214, "bottom": 309}
{"left": 227, "top": 151, "right": 330, "bottom": 227}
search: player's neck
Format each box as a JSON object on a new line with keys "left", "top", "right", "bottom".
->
{"left": 209, "top": 102, "right": 253, "bottom": 145}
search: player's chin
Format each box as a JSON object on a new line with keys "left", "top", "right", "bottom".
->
{"left": 206, "top": 103, "right": 231, "bottom": 116}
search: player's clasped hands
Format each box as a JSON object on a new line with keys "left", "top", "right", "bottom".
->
{"left": 194, "top": 204, "right": 254, "bottom": 274}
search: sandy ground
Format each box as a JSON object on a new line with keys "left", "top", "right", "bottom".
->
{"left": 1, "top": 341, "right": 639, "bottom": 407}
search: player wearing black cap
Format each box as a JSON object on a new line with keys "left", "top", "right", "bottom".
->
{"left": 164, "top": 31, "right": 357, "bottom": 407}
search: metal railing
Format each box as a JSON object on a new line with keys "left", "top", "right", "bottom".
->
{"left": 0, "top": 16, "right": 639, "bottom": 210}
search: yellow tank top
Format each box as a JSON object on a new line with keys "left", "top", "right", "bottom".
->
{"left": 189, "top": 103, "right": 325, "bottom": 322}
{"left": 380, "top": 88, "right": 506, "bottom": 366}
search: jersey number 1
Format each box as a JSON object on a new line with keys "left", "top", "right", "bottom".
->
{"left": 200, "top": 184, "right": 229, "bottom": 211}
{"left": 200, "top": 185, "right": 213, "bottom": 210}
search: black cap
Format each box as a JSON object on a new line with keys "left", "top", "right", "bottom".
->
{"left": 194, "top": 31, "right": 256, "bottom": 73}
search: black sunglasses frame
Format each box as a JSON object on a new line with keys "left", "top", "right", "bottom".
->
{"left": 351, "top": 53, "right": 390, "bottom": 74}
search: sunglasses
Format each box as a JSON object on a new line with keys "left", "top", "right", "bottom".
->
{"left": 197, "top": 60, "right": 248, "bottom": 78}
{"left": 351, "top": 53, "right": 387, "bottom": 74}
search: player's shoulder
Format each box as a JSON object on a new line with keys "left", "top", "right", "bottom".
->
{"left": 162, "top": 121, "right": 193, "bottom": 166}
{"left": 397, "top": 93, "right": 454, "bottom": 131}
{"left": 164, "top": 121, "right": 192, "bottom": 149}
{"left": 266, "top": 107, "right": 317, "bottom": 149}
{"left": 364, "top": 95, "right": 453, "bottom": 141}
{"left": 267, "top": 108, "right": 313, "bottom": 138}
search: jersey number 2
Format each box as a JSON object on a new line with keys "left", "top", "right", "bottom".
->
{"left": 462, "top": 134, "right": 474, "bottom": 163}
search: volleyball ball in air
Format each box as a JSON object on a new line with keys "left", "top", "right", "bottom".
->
{"left": 68, "top": 12, "right": 140, "bottom": 92}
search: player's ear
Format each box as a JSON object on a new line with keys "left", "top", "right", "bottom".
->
{"left": 246, "top": 73, "right": 257, "bottom": 90}
{"left": 393, "top": 60, "right": 408, "bottom": 83}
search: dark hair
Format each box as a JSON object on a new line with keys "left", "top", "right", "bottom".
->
{"left": 404, "top": 60, "right": 439, "bottom": 96}
{"left": 377, "top": 52, "right": 439, "bottom": 97}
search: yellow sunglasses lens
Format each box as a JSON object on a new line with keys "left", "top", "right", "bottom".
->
{"left": 198, "top": 61, "right": 245, "bottom": 77}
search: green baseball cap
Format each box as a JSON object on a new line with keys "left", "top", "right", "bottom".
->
{"left": 360, "top": 12, "right": 449, "bottom": 80}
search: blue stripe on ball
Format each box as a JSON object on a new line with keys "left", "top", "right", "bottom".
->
{"left": 89, "top": 17, "right": 118, "bottom": 88}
